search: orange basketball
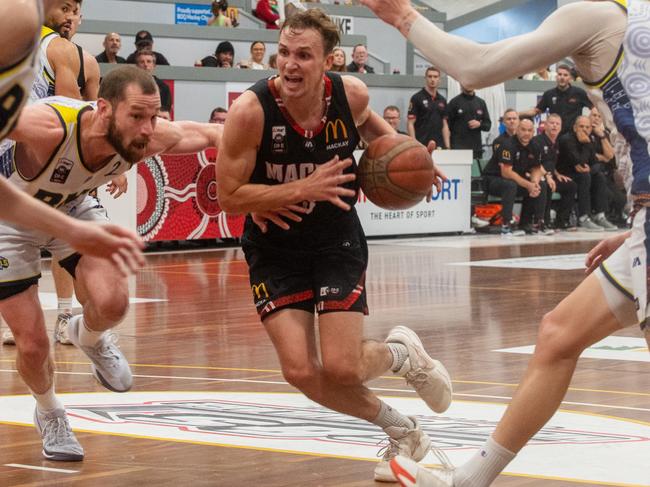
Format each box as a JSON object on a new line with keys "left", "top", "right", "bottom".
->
{"left": 358, "top": 134, "right": 435, "bottom": 210}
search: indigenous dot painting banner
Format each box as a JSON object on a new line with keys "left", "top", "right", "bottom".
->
{"left": 136, "top": 148, "right": 245, "bottom": 241}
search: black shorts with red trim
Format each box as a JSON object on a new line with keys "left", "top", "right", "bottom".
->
{"left": 242, "top": 227, "right": 369, "bottom": 321}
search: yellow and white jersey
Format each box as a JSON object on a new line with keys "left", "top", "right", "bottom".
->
{"left": 29, "top": 26, "right": 58, "bottom": 102}
{"left": 0, "top": 96, "right": 132, "bottom": 209}
{"left": 0, "top": 24, "right": 40, "bottom": 140}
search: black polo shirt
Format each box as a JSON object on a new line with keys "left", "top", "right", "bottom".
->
{"left": 485, "top": 132, "right": 512, "bottom": 172}
{"left": 557, "top": 131, "right": 598, "bottom": 175}
{"left": 531, "top": 133, "right": 559, "bottom": 173}
{"left": 536, "top": 85, "right": 592, "bottom": 134}
{"left": 447, "top": 92, "right": 491, "bottom": 158}
{"left": 483, "top": 135, "right": 541, "bottom": 178}
{"left": 95, "top": 52, "right": 126, "bottom": 64}
{"left": 407, "top": 88, "right": 447, "bottom": 148}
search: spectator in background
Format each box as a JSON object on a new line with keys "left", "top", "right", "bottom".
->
{"left": 254, "top": 0, "right": 280, "bottom": 29}
{"left": 531, "top": 113, "right": 577, "bottom": 230}
{"left": 407, "top": 66, "right": 449, "bottom": 149}
{"left": 135, "top": 50, "right": 172, "bottom": 111}
{"left": 346, "top": 44, "right": 375, "bottom": 73}
{"left": 239, "top": 41, "right": 267, "bottom": 69}
{"left": 331, "top": 47, "right": 347, "bottom": 72}
{"left": 447, "top": 85, "right": 491, "bottom": 159}
{"left": 210, "top": 107, "right": 228, "bottom": 124}
{"left": 95, "top": 32, "right": 125, "bottom": 64}
{"left": 198, "top": 41, "right": 235, "bottom": 68}
{"left": 383, "top": 106, "right": 407, "bottom": 134}
{"left": 126, "top": 30, "right": 170, "bottom": 65}
{"left": 482, "top": 119, "right": 546, "bottom": 236}
{"left": 557, "top": 115, "right": 615, "bottom": 231}
{"left": 208, "top": 0, "right": 233, "bottom": 27}
{"left": 590, "top": 107, "right": 627, "bottom": 226}
{"left": 482, "top": 108, "right": 520, "bottom": 181}
{"left": 523, "top": 66, "right": 556, "bottom": 81}
{"left": 268, "top": 53, "right": 278, "bottom": 69}
{"left": 520, "top": 64, "right": 591, "bottom": 134}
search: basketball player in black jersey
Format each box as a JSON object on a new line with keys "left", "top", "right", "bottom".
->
{"left": 217, "top": 9, "right": 452, "bottom": 482}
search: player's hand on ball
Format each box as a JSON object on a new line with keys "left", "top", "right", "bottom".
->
{"left": 252, "top": 204, "right": 310, "bottom": 233}
{"left": 70, "top": 222, "right": 145, "bottom": 276}
{"left": 300, "top": 155, "right": 356, "bottom": 211}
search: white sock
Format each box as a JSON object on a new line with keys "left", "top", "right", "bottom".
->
{"left": 31, "top": 386, "right": 64, "bottom": 412}
{"left": 58, "top": 297, "right": 73, "bottom": 313}
{"left": 454, "top": 436, "right": 516, "bottom": 487}
{"left": 386, "top": 343, "right": 408, "bottom": 373}
{"left": 74, "top": 315, "right": 105, "bottom": 347}
{"left": 372, "top": 400, "right": 415, "bottom": 435}
{"left": 579, "top": 214, "right": 589, "bottom": 223}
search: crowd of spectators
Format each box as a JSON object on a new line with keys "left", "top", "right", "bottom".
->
{"left": 87, "top": 11, "right": 627, "bottom": 236}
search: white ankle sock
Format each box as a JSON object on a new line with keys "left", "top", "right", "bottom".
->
{"left": 31, "top": 386, "right": 63, "bottom": 412}
{"left": 372, "top": 400, "right": 415, "bottom": 434}
{"left": 58, "top": 298, "right": 73, "bottom": 313}
{"left": 387, "top": 343, "right": 408, "bottom": 373}
{"left": 454, "top": 436, "right": 516, "bottom": 487}
{"left": 74, "top": 315, "right": 104, "bottom": 347}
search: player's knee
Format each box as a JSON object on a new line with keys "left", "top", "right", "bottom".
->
{"left": 16, "top": 335, "right": 49, "bottom": 368}
{"left": 94, "top": 292, "right": 129, "bottom": 323}
{"left": 322, "top": 362, "right": 363, "bottom": 386}
{"left": 536, "top": 310, "right": 581, "bottom": 361}
{"left": 282, "top": 364, "right": 319, "bottom": 390}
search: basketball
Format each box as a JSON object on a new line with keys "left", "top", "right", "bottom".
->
{"left": 357, "top": 134, "right": 435, "bottom": 210}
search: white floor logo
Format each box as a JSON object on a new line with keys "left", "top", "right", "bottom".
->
{"left": 0, "top": 392, "right": 648, "bottom": 485}
{"left": 498, "top": 336, "right": 649, "bottom": 363}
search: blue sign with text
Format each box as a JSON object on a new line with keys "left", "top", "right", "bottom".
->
{"left": 175, "top": 3, "right": 212, "bottom": 25}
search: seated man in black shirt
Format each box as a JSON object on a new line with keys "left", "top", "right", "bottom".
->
{"left": 590, "top": 107, "right": 627, "bottom": 226}
{"left": 485, "top": 108, "right": 518, "bottom": 174}
{"left": 557, "top": 116, "right": 616, "bottom": 231}
{"left": 531, "top": 114, "right": 577, "bottom": 230}
{"left": 482, "top": 118, "right": 545, "bottom": 235}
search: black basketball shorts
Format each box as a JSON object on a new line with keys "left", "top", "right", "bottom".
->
{"left": 243, "top": 233, "right": 369, "bottom": 321}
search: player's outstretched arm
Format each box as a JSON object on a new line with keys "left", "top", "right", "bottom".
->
{"left": 146, "top": 119, "right": 222, "bottom": 156}
{"left": 359, "top": 0, "right": 624, "bottom": 89}
{"left": 0, "top": 177, "right": 144, "bottom": 275}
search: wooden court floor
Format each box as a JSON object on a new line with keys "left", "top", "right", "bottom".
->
{"left": 0, "top": 233, "right": 648, "bottom": 487}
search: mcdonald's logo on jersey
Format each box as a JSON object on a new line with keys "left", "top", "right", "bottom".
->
{"left": 252, "top": 283, "right": 269, "bottom": 300}
{"left": 325, "top": 119, "right": 349, "bottom": 150}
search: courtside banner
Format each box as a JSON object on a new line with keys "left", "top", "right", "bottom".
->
{"left": 137, "top": 149, "right": 244, "bottom": 241}
{"left": 355, "top": 150, "right": 472, "bottom": 236}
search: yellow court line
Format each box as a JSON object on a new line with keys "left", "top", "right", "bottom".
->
{"left": 1, "top": 360, "right": 647, "bottom": 397}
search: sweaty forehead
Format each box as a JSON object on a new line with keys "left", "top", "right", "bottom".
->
{"left": 280, "top": 28, "right": 322, "bottom": 51}
{"left": 121, "top": 85, "right": 160, "bottom": 110}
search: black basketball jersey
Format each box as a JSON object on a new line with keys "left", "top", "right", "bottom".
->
{"left": 244, "top": 72, "right": 361, "bottom": 245}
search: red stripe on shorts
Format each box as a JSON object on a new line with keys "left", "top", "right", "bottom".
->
{"left": 261, "top": 289, "right": 314, "bottom": 317}
{"left": 317, "top": 273, "right": 366, "bottom": 312}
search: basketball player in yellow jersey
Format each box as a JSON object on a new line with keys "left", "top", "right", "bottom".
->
{"left": 0, "top": 0, "right": 144, "bottom": 268}
{"left": 0, "top": 65, "right": 221, "bottom": 462}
